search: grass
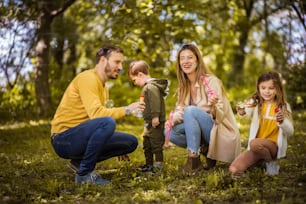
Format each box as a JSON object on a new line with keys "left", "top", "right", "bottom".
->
{"left": 0, "top": 111, "right": 305, "bottom": 204}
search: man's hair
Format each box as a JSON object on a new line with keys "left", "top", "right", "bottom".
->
{"left": 96, "top": 44, "right": 124, "bottom": 64}
{"left": 128, "top": 60, "right": 150, "bottom": 77}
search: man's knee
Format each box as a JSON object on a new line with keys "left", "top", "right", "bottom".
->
{"left": 96, "top": 117, "right": 116, "bottom": 132}
{"left": 129, "top": 136, "right": 138, "bottom": 151}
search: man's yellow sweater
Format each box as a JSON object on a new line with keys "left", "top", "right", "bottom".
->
{"left": 51, "top": 69, "right": 125, "bottom": 134}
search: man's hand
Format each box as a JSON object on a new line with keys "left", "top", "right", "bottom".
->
{"left": 118, "top": 154, "right": 130, "bottom": 161}
{"left": 127, "top": 101, "right": 145, "bottom": 116}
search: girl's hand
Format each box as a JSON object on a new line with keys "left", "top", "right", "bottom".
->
{"left": 236, "top": 102, "right": 246, "bottom": 115}
{"left": 275, "top": 108, "right": 284, "bottom": 123}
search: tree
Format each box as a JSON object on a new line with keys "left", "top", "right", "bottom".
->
{"left": 33, "top": 0, "right": 76, "bottom": 116}
{"left": 0, "top": 20, "right": 33, "bottom": 90}
{"left": 227, "top": 0, "right": 305, "bottom": 88}
{"left": 1, "top": 0, "right": 305, "bottom": 121}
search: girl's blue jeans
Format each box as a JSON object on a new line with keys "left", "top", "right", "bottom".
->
{"left": 51, "top": 117, "right": 138, "bottom": 176}
{"left": 170, "top": 106, "right": 214, "bottom": 154}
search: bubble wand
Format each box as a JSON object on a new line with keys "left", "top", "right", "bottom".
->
{"left": 136, "top": 94, "right": 145, "bottom": 117}
{"left": 164, "top": 110, "right": 174, "bottom": 147}
{"left": 200, "top": 76, "right": 214, "bottom": 97}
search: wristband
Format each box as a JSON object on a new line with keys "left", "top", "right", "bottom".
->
{"left": 125, "top": 106, "right": 131, "bottom": 115}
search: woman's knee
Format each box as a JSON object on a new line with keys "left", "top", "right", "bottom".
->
{"left": 184, "top": 106, "right": 198, "bottom": 115}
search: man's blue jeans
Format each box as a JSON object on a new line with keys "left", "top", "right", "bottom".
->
{"left": 51, "top": 117, "right": 138, "bottom": 176}
{"left": 170, "top": 106, "right": 213, "bottom": 154}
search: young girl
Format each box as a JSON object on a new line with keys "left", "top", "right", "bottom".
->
{"left": 229, "top": 71, "right": 294, "bottom": 175}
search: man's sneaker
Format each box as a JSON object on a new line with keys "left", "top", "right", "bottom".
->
{"left": 265, "top": 161, "right": 280, "bottom": 176}
{"left": 75, "top": 171, "right": 111, "bottom": 185}
{"left": 68, "top": 160, "right": 80, "bottom": 173}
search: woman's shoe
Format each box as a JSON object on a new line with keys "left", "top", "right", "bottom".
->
{"left": 179, "top": 156, "right": 204, "bottom": 174}
{"left": 204, "top": 158, "right": 216, "bottom": 170}
{"left": 200, "top": 144, "right": 216, "bottom": 170}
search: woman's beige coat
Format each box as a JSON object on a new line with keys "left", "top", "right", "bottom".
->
{"left": 179, "top": 75, "right": 241, "bottom": 163}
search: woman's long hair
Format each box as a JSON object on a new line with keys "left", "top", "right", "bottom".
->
{"left": 176, "top": 44, "right": 212, "bottom": 105}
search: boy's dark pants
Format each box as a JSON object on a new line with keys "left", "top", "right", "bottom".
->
{"left": 143, "top": 122, "right": 165, "bottom": 165}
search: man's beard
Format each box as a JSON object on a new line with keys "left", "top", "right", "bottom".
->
{"left": 105, "top": 62, "right": 118, "bottom": 79}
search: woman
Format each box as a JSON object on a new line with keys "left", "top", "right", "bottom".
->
{"left": 166, "top": 43, "right": 241, "bottom": 173}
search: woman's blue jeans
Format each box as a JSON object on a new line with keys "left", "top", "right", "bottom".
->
{"left": 170, "top": 106, "right": 214, "bottom": 154}
{"left": 51, "top": 117, "right": 138, "bottom": 176}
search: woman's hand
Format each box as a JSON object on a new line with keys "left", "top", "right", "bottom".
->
{"left": 165, "top": 120, "right": 171, "bottom": 131}
{"left": 172, "top": 107, "right": 184, "bottom": 125}
{"left": 208, "top": 93, "right": 218, "bottom": 106}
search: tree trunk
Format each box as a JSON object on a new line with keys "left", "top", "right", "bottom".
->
{"left": 34, "top": 0, "right": 76, "bottom": 116}
{"left": 227, "top": 29, "right": 249, "bottom": 88}
{"left": 35, "top": 12, "right": 53, "bottom": 116}
{"left": 227, "top": 0, "right": 254, "bottom": 88}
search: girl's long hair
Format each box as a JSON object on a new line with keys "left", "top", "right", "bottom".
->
{"left": 176, "top": 44, "right": 212, "bottom": 105}
{"left": 248, "top": 71, "right": 290, "bottom": 119}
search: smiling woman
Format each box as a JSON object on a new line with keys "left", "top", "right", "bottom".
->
{"left": 166, "top": 43, "right": 241, "bottom": 174}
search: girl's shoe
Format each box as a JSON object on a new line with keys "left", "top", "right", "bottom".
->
{"left": 265, "top": 161, "right": 280, "bottom": 176}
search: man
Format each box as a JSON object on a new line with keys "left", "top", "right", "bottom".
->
{"left": 51, "top": 44, "right": 145, "bottom": 185}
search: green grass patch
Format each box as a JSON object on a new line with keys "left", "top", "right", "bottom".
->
{"left": 0, "top": 111, "right": 305, "bottom": 203}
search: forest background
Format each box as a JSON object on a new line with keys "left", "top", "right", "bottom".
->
{"left": 0, "top": 0, "right": 305, "bottom": 203}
